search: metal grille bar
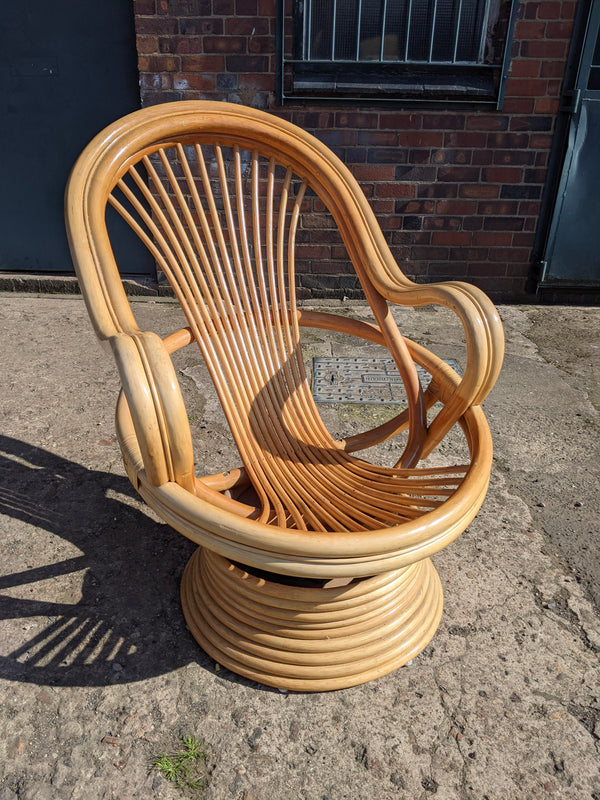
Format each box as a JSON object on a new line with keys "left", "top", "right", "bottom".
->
{"left": 306, "top": 0, "right": 494, "bottom": 66}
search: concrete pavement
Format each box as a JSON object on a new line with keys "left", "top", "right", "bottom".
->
{"left": 0, "top": 293, "right": 599, "bottom": 800}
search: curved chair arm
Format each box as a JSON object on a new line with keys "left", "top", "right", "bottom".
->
{"left": 110, "top": 330, "right": 195, "bottom": 491}
{"left": 367, "top": 274, "right": 504, "bottom": 458}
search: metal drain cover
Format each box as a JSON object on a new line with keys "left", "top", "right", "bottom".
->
{"left": 312, "top": 356, "right": 461, "bottom": 404}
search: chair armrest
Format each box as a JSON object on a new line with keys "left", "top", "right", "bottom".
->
{"left": 371, "top": 274, "right": 504, "bottom": 457}
{"left": 110, "top": 330, "right": 195, "bottom": 490}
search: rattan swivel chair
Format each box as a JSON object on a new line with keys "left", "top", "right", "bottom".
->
{"left": 65, "top": 101, "right": 503, "bottom": 691}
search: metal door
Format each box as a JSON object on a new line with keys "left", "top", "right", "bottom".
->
{"left": 0, "top": 2, "right": 153, "bottom": 275}
{"left": 541, "top": 2, "right": 600, "bottom": 288}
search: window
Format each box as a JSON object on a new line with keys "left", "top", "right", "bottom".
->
{"left": 277, "top": 0, "right": 518, "bottom": 106}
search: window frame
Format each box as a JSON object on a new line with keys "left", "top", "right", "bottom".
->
{"left": 276, "top": 0, "right": 519, "bottom": 108}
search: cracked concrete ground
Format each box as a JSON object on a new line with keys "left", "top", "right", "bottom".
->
{"left": 0, "top": 294, "right": 599, "bottom": 800}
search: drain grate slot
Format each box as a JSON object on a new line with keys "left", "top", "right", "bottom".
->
{"left": 312, "top": 357, "right": 461, "bottom": 404}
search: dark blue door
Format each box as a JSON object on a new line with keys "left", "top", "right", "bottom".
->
{"left": 0, "top": 2, "right": 154, "bottom": 275}
{"left": 541, "top": 2, "right": 600, "bottom": 288}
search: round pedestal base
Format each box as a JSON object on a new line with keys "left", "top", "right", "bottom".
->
{"left": 181, "top": 548, "right": 443, "bottom": 691}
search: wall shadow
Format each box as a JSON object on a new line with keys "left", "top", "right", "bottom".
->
{"left": 0, "top": 435, "right": 212, "bottom": 687}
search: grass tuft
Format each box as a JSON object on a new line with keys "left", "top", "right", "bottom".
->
{"left": 151, "top": 735, "right": 209, "bottom": 794}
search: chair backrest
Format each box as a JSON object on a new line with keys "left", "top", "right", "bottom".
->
{"left": 66, "top": 101, "right": 429, "bottom": 473}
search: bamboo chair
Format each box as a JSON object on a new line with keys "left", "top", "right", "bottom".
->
{"left": 65, "top": 101, "right": 503, "bottom": 691}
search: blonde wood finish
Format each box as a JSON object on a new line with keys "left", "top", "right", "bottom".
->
{"left": 66, "top": 101, "right": 503, "bottom": 690}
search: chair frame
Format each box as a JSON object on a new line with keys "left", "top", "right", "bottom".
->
{"left": 66, "top": 101, "right": 503, "bottom": 691}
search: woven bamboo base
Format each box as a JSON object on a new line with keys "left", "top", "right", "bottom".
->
{"left": 181, "top": 548, "right": 443, "bottom": 692}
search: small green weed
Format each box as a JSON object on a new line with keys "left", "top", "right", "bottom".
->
{"left": 151, "top": 735, "right": 209, "bottom": 794}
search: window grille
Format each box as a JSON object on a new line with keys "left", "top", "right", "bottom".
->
{"left": 277, "top": 0, "right": 518, "bottom": 106}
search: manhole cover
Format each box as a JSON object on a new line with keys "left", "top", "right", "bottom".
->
{"left": 312, "top": 356, "right": 461, "bottom": 404}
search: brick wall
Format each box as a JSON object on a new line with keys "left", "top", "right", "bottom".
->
{"left": 134, "top": 0, "right": 576, "bottom": 301}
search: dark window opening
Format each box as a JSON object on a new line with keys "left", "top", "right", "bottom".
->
{"left": 277, "top": 0, "right": 518, "bottom": 106}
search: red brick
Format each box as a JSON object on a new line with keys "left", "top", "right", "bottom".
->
{"left": 530, "top": 133, "right": 553, "bottom": 149}
{"left": 459, "top": 184, "right": 499, "bottom": 199}
{"left": 336, "top": 112, "right": 379, "bottom": 129}
{"left": 487, "top": 132, "right": 529, "bottom": 148}
{"left": 483, "top": 216, "right": 524, "bottom": 231}
{"left": 471, "top": 149, "right": 495, "bottom": 166}
{"left": 369, "top": 199, "right": 396, "bottom": 213}
{"left": 423, "top": 216, "right": 462, "bottom": 231}
{"left": 466, "top": 115, "right": 509, "bottom": 131}
{"left": 174, "top": 72, "right": 216, "bottom": 90}
{"left": 204, "top": 36, "right": 246, "bottom": 53}
{"left": 431, "top": 149, "right": 472, "bottom": 164}
{"left": 225, "top": 17, "right": 269, "bottom": 35}
{"left": 367, "top": 148, "right": 406, "bottom": 165}
{"left": 467, "top": 262, "right": 505, "bottom": 277}
{"left": 514, "top": 20, "right": 547, "bottom": 38}
{"left": 444, "top": 131, "right": 487, "bottom": 148}
{"left": 488, "top": 247, "right": 531, "bottom": 262}
{"left": 432, "top": 232, "right": 472, "bottom": 246}
{"left": 512, "top": 232, "right": 537, "bottom": 247}
{"left": 535, "top": 97, "right": 560, "bottom": 113}
{"left": 501, "top": 97, "right": 536, "bottom": 114}
{"left": 379, "top": 114, "right": 422, "bottom": 130}
{"left": 418, "top": 184, "right": 458, "bottom": 198}
{"left": 258, "top": 0, "right": 276, "bottom": 13}
{"left": 376, "top": 183, "right": 419, "bottom": 198}
{"left": 391, "top": 231, "right": 431, "bottom": 245}
{"left": 437, "top": 166, "right": 480, "bottom": 182}
{"left": 140, "top": 72, "right": 173, "bottom": 90}
{"left": 425, "top": 263, "right": 458, "bottom": 278}
{"left": 520, "top": 40, "right": 568, "bottom": 58}
{"left": 295, "top": 245, "right": 332, "bottom": 259}
{"left": 540, "top": 60, "right": 567, "bottom": 78}
{"left": 509, "top": 59, "right": 542, "bottom": 78}
{"left": 181, "top": 55, "right": 225, "bottom": 71}
{"left": 397, "top": 131, "right": 444, "bottom": 148}
{"left": 408, "top": 149, "right": 432, "bottom": 164}
{"left": 518, "top": 201, "right": 541, "bottom": 215}
{"left": 412, "top": 246, "right": 449, "bottom": 261}
{"left": 478, "top": 200, "right": 519, "bottom": 215}
{"left": 213, "top": 0, "right": 235, "bottom": 11}
{"left": 236, "top": 0, "right": 258, "bottom": 12}
{"left": 249, "top": 36, "right": 275, "bottom": 53}
{"left": 560, "top": 1, "right": 576, "bottom": 20}
{"left": 290, "top": 111, "right": 334, "bottom": 128}
{"left": 226, "top": 54, "right": 269, "bottom": 71}
{"left": 463, "top": 216, "right": 484, "bottom": 231}
{"left": 137, "top": 35, "right": 159, "bottom": 54}
{"left": 523, "top": 2, "right": 540, "bottom": 20}
{"left": 524, "top": 167, "right": 547, "bottom": 183}
{"left": 537, "top": 1, "right": 561, "bottom": 18}
{"left": 505, "top": 78, "right": 551, "bottom": 98}
{"left": 482, "top": 166, "right": 524, "bottom": 183}
{"left": 135, "top": 0, "right": 156, "bottom": 12}
{"left": 352, "top": 166, "right": 396, "bottom": 181}
{"left": 435, "top": 200, "right": 477, "bottom": 215}
{"left": 421, "top": 114, "right": 465, "bottom": 130}
{"left": 510, "top": 116, "right": 553, "bottom": 131}
{"left": 136, "top": 17, "right": 178, "bottom": 34}
{"left": 493, "top": 149, "right": 535, "bottom": 165}
{"left": 472, "top": 231, "right": 513, "bottom": 246}
{"left": 448, "top": 246, "right": 488, "bottom": 261}
{"left": 547, "top": 79, "right": 563, "bottom": 97}
{"left": 546, "top": 20, "right": 574, "bottom": 38}
{"left": 358, "top": 131, "right": 399, "bottom": 146}
{"left": 396, "top": 200, "right": 435, "bottom": 214}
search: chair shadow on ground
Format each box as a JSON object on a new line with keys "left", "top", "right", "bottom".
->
{"left": 0, "top": 435, "right": 214, "bottom": 687}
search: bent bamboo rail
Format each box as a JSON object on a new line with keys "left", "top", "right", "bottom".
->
{"left": 66, "top": 101, "right": 503, "bottom": 691}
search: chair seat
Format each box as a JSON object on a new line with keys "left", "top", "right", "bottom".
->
{"left": 199, "top": 454, "right": 468, "bottom": 532}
